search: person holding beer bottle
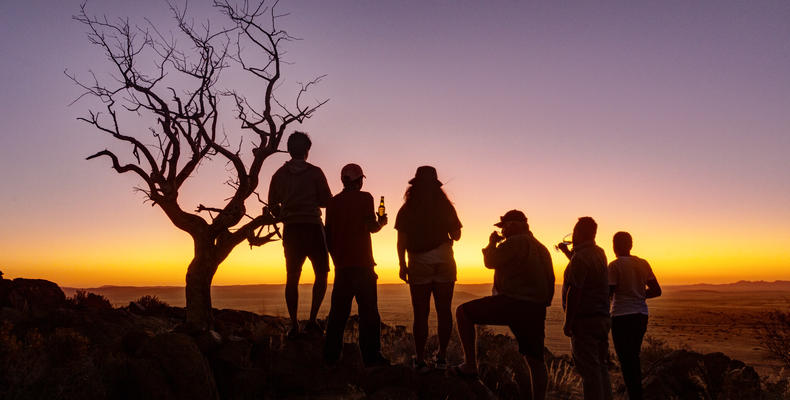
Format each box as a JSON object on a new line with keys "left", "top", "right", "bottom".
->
{"left": 323, "top": 163, "right": 390, "bottom": 367}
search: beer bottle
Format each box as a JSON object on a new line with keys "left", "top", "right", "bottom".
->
{"left": 378, "top": 196, "right": 386, "bottom": 217}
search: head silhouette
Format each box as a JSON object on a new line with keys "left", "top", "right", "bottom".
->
{"left": 287, "top": 131, "right": 312, "bottom": 160}
{"left": 403, "top": 165, "right": 451, "bottom": 214}
{"left": 495, "top": 210, "right": 529, "bottom": 237}
{"left": 572, "top": 216, "right": 597, "bottom": 244}
{"left": 613, "top": 231, "right": 633, "bottom": 257}
{"left": 341, "top": 163, "right": 365, "bottom": 190}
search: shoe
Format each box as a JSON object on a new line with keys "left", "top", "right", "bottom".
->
{"left": 364, "top": 354, "right": 391, "bottom": 368}
{"left": 305, "top": 320, "right": 324, "bottom": 336}
{"left": 433, "top": 356, "right": 447, "bottom": 370}
{"left": 286, "top": 325, "right": 301, "bottom": 340}
{"left": 448, "top": 365, "right": 478, "bottom": 380}
{"left": 413, "top": 359, "right": 431, "bottom": 374}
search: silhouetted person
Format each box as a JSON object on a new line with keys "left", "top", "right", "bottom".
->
{"left": 558, "top": 217, "right": 612, "bottom": 400}
{"left": 323, "top": 163, "right": 390, "bottom": 367}
{"left": 396, "top": 166, "right": 461, "bottom": 372}
{"left": 454, "top": 210, "right": 554, "bottom": 399}
{"left": 608, "top": 231, "right": 662, "bottom": 400}
{"left": 268, "top": 131, "right": 332, "bottom": 338}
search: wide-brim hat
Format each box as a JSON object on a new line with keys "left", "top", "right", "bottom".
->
{"left": 494, "top": 210, "right": 528, "bottom": 227}
{"left": 341, "top": 163, "right": 365, "bottom": 182}
{"left": 408, "top": 165, "right": 442, "bottom": 186}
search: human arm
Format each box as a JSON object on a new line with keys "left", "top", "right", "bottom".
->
{"left": 365, "top": 194, "right": 385, "bottom": 233}
{"left": 541, "top": 245, "right": 555, "bottom": 306}
{"left": 267, "top": 174, "right": 281, "bottom": 219}
{"left": 481, "top": 231, "right": 507, "bottom": 270}
{"left": 646, "top": 279, "right": 662, "bottom": 298}
{"left": 316, "top": 169, "right": 332, "bottom": 208}
{"left": 563, "top": 285, "right": 583, "bottom": 337}
{"left": 397, "top": 230, "right": 408, "bottom": 283}
{"left": 557, "top": 242, "right": 573, "bottom": 260}
{"left": 644, "top": 260, "right": 661, "bottom": 298}
{"left": 448, "top": 205, "right": 462, "bottom": 241}
{"left": 562, "top": 257, "right": 588, "bottom": 337}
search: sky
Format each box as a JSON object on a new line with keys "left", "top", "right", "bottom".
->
{"left": 1, "top": 0, "right": 789, "bottom": 287}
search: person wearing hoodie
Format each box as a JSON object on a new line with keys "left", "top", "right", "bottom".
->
{"left": 268, "top": 131, "right": 332, "bottom": 338}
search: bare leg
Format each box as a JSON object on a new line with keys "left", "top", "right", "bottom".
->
{"left": 455, "top": 304, "right": 478, "bottom": 372}
{"left": 285, "top": 270, "right": 301, "bottom": 331}
{"left": 432, "top": 282, "right": 454, "bottom": 359}
{"left": 409, "top": 284, "right": 431, "bottom": 362}
{"left": 310, "top": 271, "right": 328, "bottom": 323}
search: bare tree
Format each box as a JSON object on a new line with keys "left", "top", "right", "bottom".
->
{"left": 68, "top": 0, "right": 326, "bottom": 330}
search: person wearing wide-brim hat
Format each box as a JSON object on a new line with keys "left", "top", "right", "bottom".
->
{"left": 395, "top": 165, "right": 461, "bottom": 372}
{"left": 452, "top": 210, "right": 554, "bottom": 400}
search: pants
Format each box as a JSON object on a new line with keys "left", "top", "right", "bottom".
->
{"left": 612, "top": 313, "right": 648, "bottom": 400}
{"left": 571, "top": 315, "right": 612, "bottom": 400}
{"left": 323, "top": 268, "right": 382, "bottom": 364}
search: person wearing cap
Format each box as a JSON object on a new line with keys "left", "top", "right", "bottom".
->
{"left": 268, "top": 131, "right": 332, "bottom": 338}
{"left": 452, "top": 210, "right": 554, "bottom": 399}
{"left": 608, "top": 231, "right": 661, "bottom": 400}
{"left": 322, "top": 163, "right": 390, "bottom": 367}
{"left": 557, "top": 217, "right": 612, "bottom": 400}
{"left": 395, "top": 166, "right": 462, "bottom": 372}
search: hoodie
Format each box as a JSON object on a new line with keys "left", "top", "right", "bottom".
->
{"left": 268, "top": 160, "right": 332, "bottom": 225}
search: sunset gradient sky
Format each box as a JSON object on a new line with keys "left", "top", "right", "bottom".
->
{"left": 1, "top": 0, "right": 789, "bottom": 287}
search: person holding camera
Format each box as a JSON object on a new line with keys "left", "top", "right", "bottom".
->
{"left": 453, "top": 210, "right": 554, "bottom": 400}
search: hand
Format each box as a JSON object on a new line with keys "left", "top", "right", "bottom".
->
{"left": 398, "top": 266, "right": 409, "bottom": 284}
{"left": 557, "top": 242, "right": 569, "bottom": 252}
{"left": 378, "top": 213, "right": 388, "bottom": 227}
{"left": 563, "top": 320, "right": 573, "bottom": 337}
{"left": 489, "top": 231, "right": 503, "bottom": 245}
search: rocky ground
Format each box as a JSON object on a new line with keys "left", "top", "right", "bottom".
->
{"left": 1, "top": 277, "right": 787, "bottom": 399}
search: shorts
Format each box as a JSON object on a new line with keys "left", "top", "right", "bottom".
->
{"left": 283, "top": 223, "right": 330, "bottom": 274}
{"left": 458, "top": 295, "right": 546, "bottom": 358}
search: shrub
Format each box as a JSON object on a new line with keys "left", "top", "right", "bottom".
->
{"left": 761, "top": 309, "right": 790, "bottom": 368}
{"left": 547, "top": 357, "right": 582, "bottom": 398}
{"left": 134, "top": 295, "right": 170, "bottom": 315}
{"left": 67, "top": 290, "right": 112, "bottom": 310}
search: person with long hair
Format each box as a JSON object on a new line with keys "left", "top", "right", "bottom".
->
{"left": 395, "top": 166, "right": 462, "bottom": 372}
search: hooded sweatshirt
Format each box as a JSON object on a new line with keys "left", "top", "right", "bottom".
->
{"left": 268, "top": 160, "right": 332, "bottom": 225}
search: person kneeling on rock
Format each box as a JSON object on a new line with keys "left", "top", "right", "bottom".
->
{"left": 453, "top": 210, "right": 554, "bottom": 400}
{"left": 323, "top": 163, "right": 390, "bottom": 367}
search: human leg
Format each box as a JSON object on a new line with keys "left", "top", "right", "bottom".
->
{"left": 356, "top": 269, "right": 385, "bottom": 364}
{"left": 455, "top": 295, "right": 517, "bottom": 373}
{"left": 306, "top": 225, "right": 330, "bottom": 325}
{"left": 613, "top": 314, "right": 648, "bottom": 400}
{"left": 510, "top": 302, "right": 548, "bottom": 400}
{"left": 431, "top": 281, "right": 454, "bottom": 360}
{"left": 524, "top": 355, "right": 548, "bottom": 400}
{"left": 283, "top": 224, "right": 307, "bottom": 332}
{"left": 571, "top": 317, "right": 611, "bottom": 400}
{"left": 323, "top": 270, "right": 354, "bottom": 363}
{"left": 455, "top": 301, "right": 477, "bottom": 372}
{"left": 409, "top": 283, "right": 432, "bottom": 362}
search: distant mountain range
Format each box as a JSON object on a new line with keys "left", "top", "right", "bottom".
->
{"left": 672, "top": 280, "right": 790, "bottom": 291}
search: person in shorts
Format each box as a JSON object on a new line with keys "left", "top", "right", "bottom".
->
{"left": 268, "top": 131, "right": 332, "bottom": 338}
{"left": 323, "top": 163, "right": 390, "bottom": 367}
{"left": 453, "top": 210, "right": 554, "bottom": 399}
{"left": 395, "top": 166, "right": 462, "bottom": 371}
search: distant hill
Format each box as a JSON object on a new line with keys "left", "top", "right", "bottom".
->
{"left": 670, "top": 280, "right": 790, "bottom": 291}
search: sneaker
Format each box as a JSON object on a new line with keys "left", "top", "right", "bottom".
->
{"left": 433, "top": 356, "right": 447, "bottom": 370}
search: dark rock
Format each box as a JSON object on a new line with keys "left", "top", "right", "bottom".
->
{"left": 4, "top": 278, "right": 66, "bottom": 313}
{"left": 136, "top": 332, "right": 219, "bottom": 400}
{"left": 643, "top": 349, "right": 762, "bottom": 400}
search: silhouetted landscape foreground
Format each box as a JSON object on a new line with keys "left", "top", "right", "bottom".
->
{"left": 2, "top": 276, "right": 790, "bottom": 399}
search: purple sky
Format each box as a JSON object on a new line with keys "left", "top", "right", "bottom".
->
{"left": 1, "top": 0, "right": 789, "bottom": 285}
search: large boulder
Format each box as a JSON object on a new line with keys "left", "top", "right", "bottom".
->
{"left": 130, "top": 333, "right": 220, "bottom": 400}
{"left": 3, "top": 278, "right": 66, "bottom": 313}
{"left": 642, "top": 350, "right": 761, "bottom": 400}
